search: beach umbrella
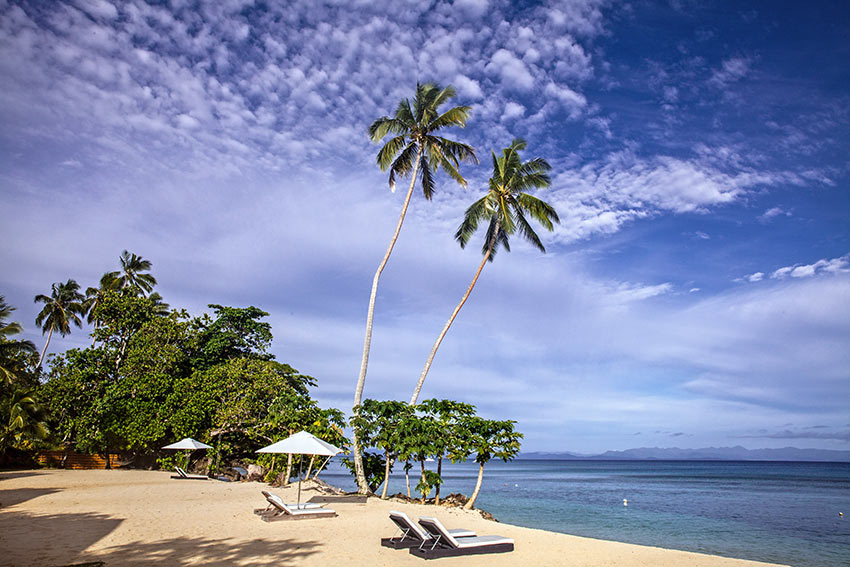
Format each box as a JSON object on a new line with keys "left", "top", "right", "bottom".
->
{"left": 162, "top": 438, "right": 213, "bottom": 450}
{"left": 257, "top": 431, "right": 341, "bottom": 507}
{"left": 162, "top": 438, "right": 212, "bottom": 471}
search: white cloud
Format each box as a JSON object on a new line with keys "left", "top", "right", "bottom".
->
{"left": 452, "top": 73, "right": 484, "bottom": 100}
{"left": 709, "top": 55, "right": 754, "bottom": 89}
{"left": 759, "top": 206, "right": 791, "bottom": 222}
{"left": 501, "top": 101, "right": 525, "bottom": 120}
{"left": 486, "top": 48, "right": 535, "bottom": 90}
{"left": 454, "top": 0, "right": 489, "bottom": 18}
{"left": 770, "top": 254, "right": 850, "bottom": 280}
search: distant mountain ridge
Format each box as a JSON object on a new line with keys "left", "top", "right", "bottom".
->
{"left": 519, "top": 446, "right": 850, "bottom": 462}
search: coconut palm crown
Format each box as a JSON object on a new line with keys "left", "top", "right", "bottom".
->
{"left": 368, "top": 82, "right": 477, "bottom": 196}
{"left": 34, "top": 279, "right": 85, "bottom": 367}
{"left": 455, "top": 137, "right": 559, "bottom": 258}
{"left": 115, "top": 250, "right": 157, "bottom": 296}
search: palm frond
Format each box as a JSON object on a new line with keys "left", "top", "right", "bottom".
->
{"left": 455, "top": 195, "right": 492, "bottom": 248}
{"left": 369, "top": 117, "right": 409, "bottom": 142}
{"left": 432, "top": 137, "right": 478, "bottom": 164}
{"left": 514, "top": 209, "right": 546, "bottom": 252}
{"left": 516, "top": 193, "right": 560, "bottom": 227}
{"left": 428, "top": 105, "right": 472, "bottom": 131}
{"left": 388, "top": 142, "right": 419, "bottom": 191}
{"left": 377, "top": 136, "right": 410, "bottom": 172}
{"left": 419, "top": 160, "right": 435, "bottom": 199}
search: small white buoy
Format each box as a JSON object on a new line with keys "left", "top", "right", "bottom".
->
{"left": 514, "top": 484, "right": 518, "bottom": 488}
{"left": 623, "top": 498, "right": 628, "bottom": 507}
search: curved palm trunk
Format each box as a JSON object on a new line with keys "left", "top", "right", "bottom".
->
{"left": 38, "top": 327, "right": 54, "bottom": 368}
{"left": 464, "top": 462, "right": 485, "bottom": 509}
{"left": 410, "top": 245, "right": 493, "bottom": 405}
{"left": 352, "top": 149, "right": 423, "bottom": 494}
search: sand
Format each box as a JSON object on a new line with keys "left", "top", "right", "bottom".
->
{"left": 0, "top": 469, "right": 786, "bottom": 567}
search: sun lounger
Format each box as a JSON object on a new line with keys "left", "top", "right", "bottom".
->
{"left": 171, "top": 466, "right": 208, "bottom": 480}
{"left": 253, "top": 490, "right": 324, "bottom": 515}
{"left": 258, "top": 493, "right": 336, "bottom": 521}
{"left": 381, "top": 510, "right": 476, "bottom": 549}
{"left": 410, "top": 516, "right": 514, "bottom": 559}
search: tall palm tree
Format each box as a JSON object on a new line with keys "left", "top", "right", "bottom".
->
{"left": 0, "top": 296, "right": 36, "bottom": 384}
{"left": 409, "top": 138, "right": 559, "bottom": 404}
{"left": 351, "top": 82, "right": 477, "bottom": 493}
{"left": 84, "top": 272, "right": 120, "bottom": 345}
{"left": 34, "top": 279, "right": 85, "bottom": 367}
{"left": 116, "top": 250, "right": 157, "bottom": 296}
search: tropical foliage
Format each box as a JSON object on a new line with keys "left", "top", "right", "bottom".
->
{"left": 2, "top": 252, "right": 344, "bottom": 481}
{"left": 351, "top": 398, "right": 522, "bottom": 507}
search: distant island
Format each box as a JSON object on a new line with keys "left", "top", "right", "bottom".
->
{"left": 519, "top": 446, "right": 850, "bottom": 462}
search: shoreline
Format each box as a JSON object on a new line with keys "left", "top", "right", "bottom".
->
{"left": 0, "top": 469, "right": 788, "bottom": 566}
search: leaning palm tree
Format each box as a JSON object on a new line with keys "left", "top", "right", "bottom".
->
{"left": 116, "top": 250, "right": 157, "bottom": 296}
{"left": 34, "top": 279, "right": 85, "bottom": 367}
{"left": 83, "top": 272, "right": 120, "bottom": 345}
{"left": 410, "top": 138, "right": 559, "bottom": 404}
{"left": 351, "top": 82, "right": 477, "bottom": 493}
{"left": 0, "top": 296, "right": 36, "bottom": 383}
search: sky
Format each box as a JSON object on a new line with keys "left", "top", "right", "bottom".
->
{"left": 1, "top": 0, "right": 848, "bottom": 454}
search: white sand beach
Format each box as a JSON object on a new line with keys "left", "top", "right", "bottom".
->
{"left": 0, "top": 469, "right": 787, "bottom": 567}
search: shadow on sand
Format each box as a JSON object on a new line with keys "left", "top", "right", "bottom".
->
{"left": 83, "top": 536, "right": 322, "bottom": 566}
{"left": 0, "top": 486, "right": 61, "bottom": 508}
{"left": 0, "top": 470, "right": 49, "bottom": 482}
{"left": 0, "top": 511, "right": 123, "bottom": 567}
{"left": 0, "top": 507, "right": 321, "bottom": 567}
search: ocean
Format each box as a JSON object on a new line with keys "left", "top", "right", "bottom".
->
{"left": 318, "top": 459, "right": 850, "bottom": 566}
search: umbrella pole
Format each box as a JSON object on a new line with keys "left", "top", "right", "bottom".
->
{"left": 296, "top": 457, "right": 303, "bottom": 508}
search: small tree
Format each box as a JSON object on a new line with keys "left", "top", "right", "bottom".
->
{"left": 418, "top": 399, "right": 475, "bottom": 505}
{"left": 462, "top": 417, "right": 523, "bottom": 510}
{"left": 351, "top": 399, "right": 413, "bottom": 498}
{"left": 396, "top": 411, "right": 441, "bottom": 503}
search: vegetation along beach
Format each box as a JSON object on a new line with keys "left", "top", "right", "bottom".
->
{"left": 2, "top": 1, "right": 848, "bottom": 566}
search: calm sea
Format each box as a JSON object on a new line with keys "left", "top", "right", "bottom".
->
{"left": 319, "top": 459, "right": 850, "bottom": 566}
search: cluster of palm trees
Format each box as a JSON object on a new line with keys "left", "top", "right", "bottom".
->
{"left": 33, "top": 250, "right": 166, "bottom": 367}
{"left": 352, "top": 83, "right": 560, "bottom": 493}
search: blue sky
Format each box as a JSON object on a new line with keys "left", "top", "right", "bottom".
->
{"left": 1, "top": 0, "right": 848, "bottom": 453}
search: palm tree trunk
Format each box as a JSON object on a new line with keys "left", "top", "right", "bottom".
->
{"left": 405, "top": 462, "right": 411, "bottom": 498}
{"left": 410, "top": 245, "right": 493, "bottom": 404}
{"left": 38, "top": 327, "right": 53, "bottom": 367}
{"left": 464, "top": 462, "right": 485, "bottom": 509}
{"left": 381, "top": 449, "right": 391, "bottom": 499}
{"left": 353, "top": 148, "right": 423, "bottom": 494}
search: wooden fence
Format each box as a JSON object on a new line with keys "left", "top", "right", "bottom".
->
{"left": 36, "top": 451, "right": 123, "bottom": 470}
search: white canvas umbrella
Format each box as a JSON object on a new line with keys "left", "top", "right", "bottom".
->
{"left": 257, "top": 431, "right": 341, "bottom": 507}
{"left": 162, "top": 438, "right": 213, "bottom": 450}
{"left": 163, "top": 438, "right": 212, "bottom": 471}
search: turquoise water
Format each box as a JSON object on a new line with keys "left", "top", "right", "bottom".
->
{"left": 319, "top": 459, "right": 850, "bottom": 566}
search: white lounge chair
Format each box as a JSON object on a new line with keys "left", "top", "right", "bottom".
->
{"left": 258, "top": 493, "right": 336, "bottom": 521}
{"left": 381, "top": 510, "right": 475, "bottom": 549}
{"left": 410, "top": 516, "right": 514, "bottom": 559}
{"left": 253, "top": 490, "right": 323, "bottom": 515}
{"left": 171, "top": 466, "right": 208, "bottom": 480}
